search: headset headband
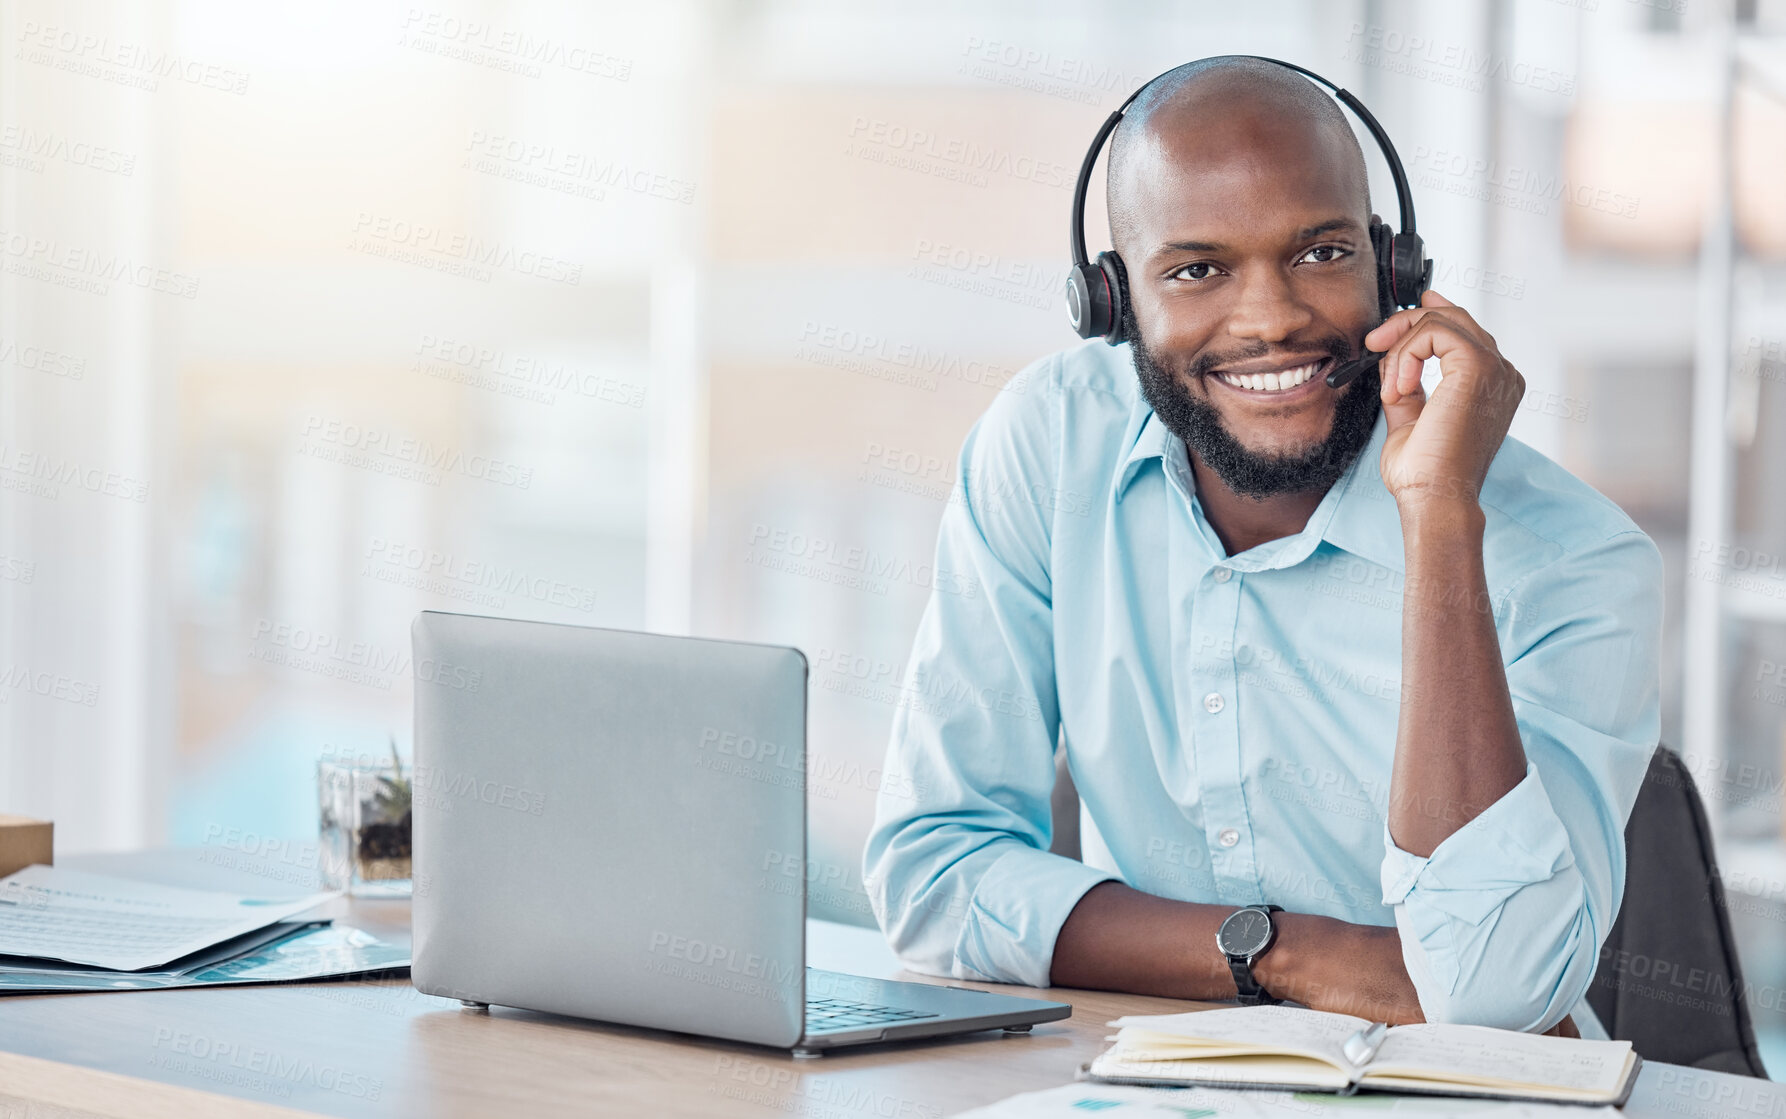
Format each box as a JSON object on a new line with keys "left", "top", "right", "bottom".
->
{"left": 1070, "top": 56, "right": 1419, "bottom": 271}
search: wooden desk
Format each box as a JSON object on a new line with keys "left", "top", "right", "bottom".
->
{"left": 0, "top": 850, "right": 1777, "bottom": 1118}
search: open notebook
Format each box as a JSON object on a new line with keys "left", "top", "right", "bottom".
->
{"left": 1083, "top": 1005, "right": 1641, "bottom": 1107}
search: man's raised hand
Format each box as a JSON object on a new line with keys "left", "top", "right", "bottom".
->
{"left": 1363, "top": 290, "right": 1525, "bottom": 514}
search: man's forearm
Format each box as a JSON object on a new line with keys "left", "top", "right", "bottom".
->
{"left": 1052, "top": 881, "right": 1424, "bottom": 1022}
{"left": 1389, "top": 500, "right": 1527, "bottom": 856}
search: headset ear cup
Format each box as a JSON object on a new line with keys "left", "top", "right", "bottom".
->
{"left": 1392, "top": 231, "right": 1431, "bottom": 309}
{"left": 1368, "top": 215, "right": 1396, "bottom": 320}
{"left": 1099, "top": 251, "right": 1130, "bottom": 345}
{"left": 1065, "top": 262, "right": 1112, "bottom": 340}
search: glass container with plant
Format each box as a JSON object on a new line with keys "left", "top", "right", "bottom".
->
{"left": 318, "top": 738, "right": 414, "bottom": 897}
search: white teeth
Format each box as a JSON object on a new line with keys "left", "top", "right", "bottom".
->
{"left": 1219, "top": 361, "right": 1320, "bottom": 393}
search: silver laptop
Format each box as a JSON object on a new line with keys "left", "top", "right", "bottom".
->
{"left": 409, "top": 611, "right": 1070, "bottom": 1054}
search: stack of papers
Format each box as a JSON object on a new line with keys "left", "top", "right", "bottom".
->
{"left": 0, "top": 865, "right": 409, "bottom": 994}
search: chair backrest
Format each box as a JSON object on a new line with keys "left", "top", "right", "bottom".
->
{"left": 1586, "top": 745, "right": 1767, "bottom": 1075}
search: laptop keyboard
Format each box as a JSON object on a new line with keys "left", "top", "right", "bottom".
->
{"left": 805, "top": 996, "right": 939, "bottom": 1030}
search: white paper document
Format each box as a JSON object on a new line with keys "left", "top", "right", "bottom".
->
{"left": 0, "top": 865, "right": 337, "bottom": 971}
{"left": 952, "top": 1082, "right": 1623, "bottom": 1118}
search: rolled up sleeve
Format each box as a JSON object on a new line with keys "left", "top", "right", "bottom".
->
{"left": 863, "top": 357, "right": 1117, "bottom": 987}
{"left": 1380, "top": 529, "right": 1662, "bottom": 1031}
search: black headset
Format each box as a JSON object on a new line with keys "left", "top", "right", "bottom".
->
{"left": 1065, "top": 56, "right": 1432, "bottom": 347}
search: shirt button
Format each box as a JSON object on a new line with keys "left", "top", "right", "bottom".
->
{"left": 1212, "top": 567, "right": 1232, "bottom": 583}
{"left": 1203, "top": 692, "right": 1225, "bottom": 714}
{"left": 1217, "top": 828, "right": 1240, "bottom": 848}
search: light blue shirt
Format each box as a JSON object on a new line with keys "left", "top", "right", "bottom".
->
{"left": 864, "top": 340, "right": 1661, "bottom": 1032}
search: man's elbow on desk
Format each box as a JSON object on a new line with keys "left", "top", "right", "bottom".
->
{"left": 864, "top": 877, "right": 957, "bottom": 981}
{"left": 867, "top": 838, "right": 1119, "bottom": 988}
{"left": 1378, "top": 761, "right": 1613, "bottom": 1032}
{"left": 1393, "top": 876, "right": 1600, "bottom": 1033}
{"left": 862, "top": 837, "right": 994, "bottom": 984}
{"left": 866, "top": 885, "right": 1021, "bottom": 986}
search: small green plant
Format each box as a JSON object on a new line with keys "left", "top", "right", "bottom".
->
{"left": 356, "top": 736, "right": 414, "bottom": 880}
{"left": 372, "top": 736, "right": 412, "bottom": 821}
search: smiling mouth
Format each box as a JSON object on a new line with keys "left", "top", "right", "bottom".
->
{"left": 1213, "top": 358, "right": 1330, "bottom": 394}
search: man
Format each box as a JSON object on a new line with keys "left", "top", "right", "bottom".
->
{"left": 863, "top": 57, "right": 1660, "bottom": 1034}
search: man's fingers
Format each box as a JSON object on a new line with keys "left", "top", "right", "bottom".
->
{"left": 1382, "top": 383, "right": 1425, "bottom": 438}
{"left": 1363, "top": 293, "right": 1502, "bottom": 413}
{"left": 1363, "top": 308, "right": 1419, "bottom": 352}
{"left": 1365, "top": 306, "right": 1453, "bottom": 354}
{"left": 1414, "top": 291, "right": 1496, "bottom": 347}
{"left": 1365, "top": 291, "right": 1492, "bottom": 353}
{"left": 1379, "top": 311, "right": 1496, "bottom": 403}
{"left": 1381, "top": 317, "right": 1448, "bottom": 403}
{"left": 1364, "top": 290, "right": 1455, "bottom": 350}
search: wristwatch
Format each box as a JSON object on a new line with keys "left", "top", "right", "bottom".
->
{"left": 1216, "top": 904, "right": 1284, "bottom": 1006}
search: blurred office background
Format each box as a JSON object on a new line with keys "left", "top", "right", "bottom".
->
{"left": 3, "top": 0, "right": 1785, "bottom": 1070}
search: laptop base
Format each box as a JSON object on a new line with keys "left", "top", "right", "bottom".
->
{"left": 792, "top": 969, "right": 1070, "bottom": 1053}
{"left": 791, "top": 1024, "right": 1033, "bottom": 1059}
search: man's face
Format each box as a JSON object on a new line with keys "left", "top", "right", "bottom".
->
{"left": 1118, "top": 108, "right": 1383, "bottom": 498}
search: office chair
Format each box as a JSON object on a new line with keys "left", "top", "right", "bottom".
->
{"left": 1047, "top": 742, "right": 1770, "bottom": 1074}
{"left": 1586, "top": 744, "right": 1769, "bottom": 1076}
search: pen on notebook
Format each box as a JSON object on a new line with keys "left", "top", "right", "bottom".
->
{"left": 1341, "top": 1021, "right": 1388, "bottom": 1067}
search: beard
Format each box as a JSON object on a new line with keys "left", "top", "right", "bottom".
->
{"left": 1127, "top": 304, "right": 1381, "bottom": 501}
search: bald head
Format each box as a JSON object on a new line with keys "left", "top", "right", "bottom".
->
{"left": 1107, "top": 57, "right": 1370, "bottom": 252}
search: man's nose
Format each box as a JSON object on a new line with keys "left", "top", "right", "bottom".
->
{"left": 1224, "top": 266, "right": 1314, "bottom": 345}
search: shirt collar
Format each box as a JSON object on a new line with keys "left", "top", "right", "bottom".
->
{"left": 1319, "top": 413, "right": 1405, "bottom": 573}
{"left": 1117, "top": 409, "right": 1174, "bottom": 499}
{"left": 1115, "top": 407, "right": 1405, "bottom": 573}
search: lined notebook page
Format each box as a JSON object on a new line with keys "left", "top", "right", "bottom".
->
{"left": 1111, "top": 1005, "right": 1373, "bottom": 1065}
{"left": 1367, "top": 1023, "right": 1632, "bottom": 1093}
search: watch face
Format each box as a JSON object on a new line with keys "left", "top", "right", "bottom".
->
{"left": 1217, "top": 907, "right": 1273, "bottom": 957}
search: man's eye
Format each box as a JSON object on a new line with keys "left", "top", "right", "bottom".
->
{"left": 1171, "top": 262, "right": 1216, "bottom": 281}
{"left": 1300, "top": 245, "right": 1349, "bottom": 264}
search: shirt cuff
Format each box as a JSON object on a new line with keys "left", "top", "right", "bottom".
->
{"left": 1380, "top": 763, "right": 1575, "bottom": 922}
{"left": 1378, "top": 763, "right": 1576, "bottom": 995}
{"left": 953, "top": 844, "right": 1119, "bottom": 988}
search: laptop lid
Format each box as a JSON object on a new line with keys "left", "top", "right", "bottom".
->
{"left": 410, "top": 611, "right": 808, "bottom": 1047}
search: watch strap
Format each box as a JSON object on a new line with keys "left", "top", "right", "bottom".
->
{"left": 1228, "top": 953, "right": 1272, "bottom": 1004}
